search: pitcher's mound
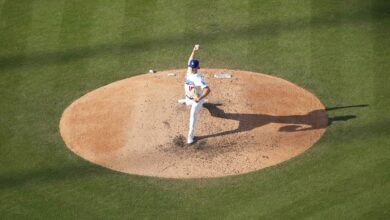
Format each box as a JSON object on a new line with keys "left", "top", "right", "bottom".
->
{"left": 60, "top": 69, "right": 327, "bottom": 178}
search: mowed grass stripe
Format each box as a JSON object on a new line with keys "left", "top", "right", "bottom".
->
{"left": 337, "top": 0, "right": 374, "bottom": 105}
{"left": 150, "top": 0, "right": 187, "bottom": 69}
{"left": 22, "top": 0, "right": 65, "bottom": 96}
{"left": 0, "top": 1, "right": 77, "bottom": 175}
{"left": 373, "top": 0, "right": 390, "bottom": 117}
{"left": 25, "top": 0, "right": 65, "bottom": 54}
{"left": 311, "top": 0, "right": 375, "bottom": 140}
{"left": 371, "top": 3, "right": 390, "bottom": 218}
{"left": 14, "top": 0, "right": 73, "bottom": 170}
{"left": 0, "top": 0, "right": 5, "bottom": 17}
{"left": 120, "top": 0, "right": 158, "bottom": 73}
{"left": 0, "top": 0, "right": 34, "bottom": 168}
{"left": 205, "top": 0, "right": 250, "bottom": 69}
{"left": 88, "top": 0, "right": 126, "bottom": 46}
{"left": 182, "top": 0, "right": 216, "bottom": 46}
{"left": 0, "top": 0, "right": 33, "bottom": 57}
{"left": 277, "top": 1, "right": 312, "bottom": 88}
{"left": 84, "top": 0, "right": 126, "bottom": 85}
{"left": 248, "top": 0, "right": 281, "bottom": 74}
{"left": 309, "top": 0, "right": 344, "bottom": 107}
{"left": 334, "top": 0, "right": 376, "bottom": 139}
{"left": 55, "top": 0, "right": 98, "bottom": 95}
{"left": 1, "top": 2, "right": 137, "bottom": 218}
{"left": 59, "top": 0, "right": 98, "bottom": 50}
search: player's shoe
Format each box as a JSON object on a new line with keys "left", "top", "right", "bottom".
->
{"left": 187, "top": 136, "right": 194, "bottom": 144}
{"left": 178, "top": 99, "right": 186, "bottom": 104}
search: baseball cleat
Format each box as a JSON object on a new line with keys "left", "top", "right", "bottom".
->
{"left": 187, "top": 136, "right": 194, "bottom": 144}
{"left": 178, "top": 99, "right": 186, "bottom": 104}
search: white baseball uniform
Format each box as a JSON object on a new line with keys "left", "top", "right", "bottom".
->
{"left": 184, "top": 67, "right": 208, "bottom": 143}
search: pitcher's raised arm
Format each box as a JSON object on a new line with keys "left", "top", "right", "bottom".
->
{"left": 188, "top": 44, "right": 199, "bottom": 65}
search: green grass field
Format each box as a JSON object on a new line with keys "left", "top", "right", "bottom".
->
{"left": 1, "top": 0, "right": 389, "bottom": 219}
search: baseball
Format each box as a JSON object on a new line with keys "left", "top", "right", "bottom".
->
{"left": 194, "top": 44, "right": 200, "bottom": 50}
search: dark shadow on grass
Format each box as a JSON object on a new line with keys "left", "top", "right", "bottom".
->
{"left": 326, "top": 104, "right": 369, "bottom": 126}
{"left": 325, "top": 104, "right": 369, "bottom": 111}
{"left": 0, "top": 3, "right": 387, "bottom": 70}
{"left": 198, "top": 103, "right": 368, "bottom": 140}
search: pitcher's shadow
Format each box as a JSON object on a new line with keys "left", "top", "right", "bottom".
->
{"left": 198, "top": 103, "right": 367, "bottom": 140}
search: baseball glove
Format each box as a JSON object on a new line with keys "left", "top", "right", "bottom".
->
{"left": 190, "top": 87, "right": 200, "bottom": 100}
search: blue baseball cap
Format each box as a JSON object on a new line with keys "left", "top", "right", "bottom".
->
{"left": 188, "top": 59, "right": 200, "bottom": 68}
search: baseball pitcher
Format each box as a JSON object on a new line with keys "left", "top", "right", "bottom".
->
{"left": 178, "top": 45, "right": 211, "bottom": 144}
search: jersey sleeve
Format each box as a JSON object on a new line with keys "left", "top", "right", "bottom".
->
{"left": 186, "top": 67, "right": 192, "bottom": 74}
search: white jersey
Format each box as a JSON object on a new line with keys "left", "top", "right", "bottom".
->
{"left": 184, "top": 67, "right": 208, "bottom": 98}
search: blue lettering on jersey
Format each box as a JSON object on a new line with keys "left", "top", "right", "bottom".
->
{"left": 184, "top": 79, "right": 193, "bottom": 86}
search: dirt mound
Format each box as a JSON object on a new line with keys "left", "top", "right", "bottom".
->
{"left": 59, "top": 69, "right": 327, "bottom": 178}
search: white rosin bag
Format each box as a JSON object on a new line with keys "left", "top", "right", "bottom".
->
{"left": 214, "top": 73, "right": 232, "bottom": 78}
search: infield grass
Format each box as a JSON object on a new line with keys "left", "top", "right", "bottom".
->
{"left": 0, "top": 0, "right": 389, "bottom": 219}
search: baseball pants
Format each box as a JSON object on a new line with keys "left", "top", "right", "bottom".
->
{"left": 185, "top": 97, "right": 205, "bottom": 140}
